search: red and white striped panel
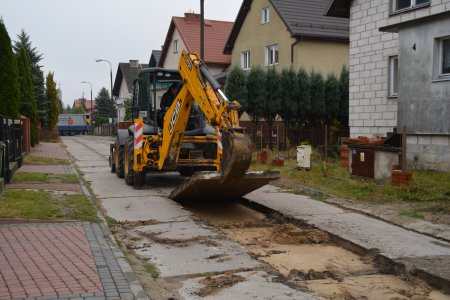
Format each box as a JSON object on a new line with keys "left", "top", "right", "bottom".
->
{"left": 134, "top": 121, "right": 143, "bottom": 150}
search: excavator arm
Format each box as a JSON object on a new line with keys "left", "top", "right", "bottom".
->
{"left": 158, "top": 50, "right": 252, "bottom": 181}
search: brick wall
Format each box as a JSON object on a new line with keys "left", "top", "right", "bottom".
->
{"left": 349, "top": 0, "right": 398, "bottom": 137}
{"left": 349, "top": 0, "right": 450, "bottom": 138}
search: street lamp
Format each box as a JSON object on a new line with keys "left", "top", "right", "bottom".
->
{"left": 81, "top": 81, "right": 92, "bottom": 101}
{"left": 96, "top": 59, "right": 114, "bottom": 121}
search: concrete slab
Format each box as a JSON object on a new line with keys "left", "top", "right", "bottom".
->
{"left": 84, "top": 172, "right": 161, "bottom": 198}
{"left": 135, "top": 238, "right": 259, "bottom": 277}
{"left": 177, "top": 271, "right": 317, "bottom": 300}
{"left": 135, "top": 221, "right": 217, "bottom": 240}
{"left": 78, "top": 166, "right": 111, "bottom": 174}
{"left": 246, "top": 185, "right": 345, "bottom": 215}
{"left": 245, "top": 185, "right": 450, "bottom": 291}
{"left": 101, "top": 196, "right": 192, "bottom": 223}
{"left": 76, "top": 160, "right": 109, "bottom": 167}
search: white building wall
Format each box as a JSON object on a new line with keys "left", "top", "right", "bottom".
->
{"left": 349, "top": 0, "right": 450, "bottom": 138}
{"left": 349, "top": 0, "right": 398, "bottom": 137}
{"left": 162, "top": 28, "right": 187, "bottom": 70}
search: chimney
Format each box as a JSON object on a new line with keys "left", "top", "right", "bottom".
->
{"left": 184, "top": 12, "right": 200, "bottom": 23}
{"left": 129, "top": 60, "right": 139, "bottom": 67}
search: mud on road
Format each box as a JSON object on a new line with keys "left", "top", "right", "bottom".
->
{"left": 112, "top": 200, "right": 449, "bottom": 299}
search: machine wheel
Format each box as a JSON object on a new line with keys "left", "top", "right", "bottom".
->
{"left": 124, "top": 138, "right": 134, "bottom": 186}
{"left": 115, "top": 141, "right": 124, "bottom": 178}
{"left": 179, "top": 167, "right": 194, "bottom": 177}
{"left": 109, "top": 146, "right": 116, "bottom": 173}
{"left": 134, "top": 171, "right": 146, "bottom": 189}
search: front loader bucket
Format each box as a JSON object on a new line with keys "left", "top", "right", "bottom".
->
{"left": 169, "top": 171, "right": 280, "bottom": 202}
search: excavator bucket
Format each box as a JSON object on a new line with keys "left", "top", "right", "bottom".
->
{"left": 170, "top": 130, "right": 279, "bottom": 202}
{"left": 169, "top": 170, "right": 280, "bottom": 202}
{"left": 220, "top": 130, "right": 252, "bottom": 182}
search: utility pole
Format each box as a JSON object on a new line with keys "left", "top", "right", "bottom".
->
{"left": 200, "top": 0, "right": 205, "bottom": 60}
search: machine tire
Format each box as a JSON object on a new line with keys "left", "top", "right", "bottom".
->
{"left": 134, "top": 171, "right": 146, "bottom": 189}
{"left": 115, "top": 141, "right": 124, "bottom": 178}
{"left": 179, "top": 167, "right": 194, "bottom": 177}
{"left": 124, "top": 138, "right": 134, "bottom": 186}
{"left": 109, "top": 153, "right": 116, "bottom": 173}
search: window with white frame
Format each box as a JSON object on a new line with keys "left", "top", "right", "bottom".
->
{"left": 441, "top": 37, "right": 450, "bottom": 76}
{"left": 265, "top": 44, "right": 279, "bottom": 66}
{"left": 261, "top": 7, "right": 270, "bottom": 24}
{"left": 241, "top": 51, "right": 251, "bottom": 70}
{"left": 392, "top": 0, "right": 429, "bottom": 13}
{"left": 389, "top": 56, "right": 399, "bottom": 97}
{"left": 173, "top": 40, "right": 178, "bottom": 53}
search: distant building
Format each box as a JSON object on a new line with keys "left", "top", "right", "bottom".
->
{"left": 72, "top": 99, "right": 97, "bottom": 124}
{"left": 224, "top": 0, "right": 349, "bottom": 75}
{"left": 112, "top": 60, "right": 149, "bottom": 122}
{"left": 158, "top": 12, "right": 233, "bottom": 75}
{"left": 149, "top": 50, "right": 161, "bottom": 67}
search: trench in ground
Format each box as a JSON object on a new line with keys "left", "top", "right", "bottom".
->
{"left": 181, "top": 200, "right": 449, "bottom": 299}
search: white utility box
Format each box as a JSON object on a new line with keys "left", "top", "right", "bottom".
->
{"left": 297, "top": 145, "right": 312, "bottom": 169}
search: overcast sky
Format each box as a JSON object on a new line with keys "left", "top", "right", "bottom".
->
{"left": 1, "top": 0, "right": 242, "bottom": 106}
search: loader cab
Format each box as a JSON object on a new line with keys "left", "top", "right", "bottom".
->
{"left": 132, "top": 68, "right": 181, "bottom": 128}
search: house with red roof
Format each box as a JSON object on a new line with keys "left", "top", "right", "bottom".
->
{"left": 158, "top": 13, "right": 233, "bottom": 76}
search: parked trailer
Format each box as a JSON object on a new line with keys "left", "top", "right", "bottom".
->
{"left": 57, "top": 114, "right": 88, "bottom": 136}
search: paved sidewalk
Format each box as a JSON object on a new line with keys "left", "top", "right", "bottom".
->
{"left": 0, "top": 222, "right": 133, "bottom": 300}
{"left": 1, "top": 140, "right": 146, "bottom": 300}
{"left": 28, "top": 143, "right": 70, "bottom": 160}
{"left": 18, "top": 165, "right": 73, "bottom": 174}
{"left": 244, "top": 185, "right": 450, "bottom": 293}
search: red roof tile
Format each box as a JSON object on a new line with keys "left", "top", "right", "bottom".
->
{"left": 160, "top": 13, "right": 233, "bottom": 66}
{"left": 73, "top": 99, "right": 97, "bottom": 114}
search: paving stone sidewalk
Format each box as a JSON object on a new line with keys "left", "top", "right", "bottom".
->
{"left": 28, "top": 143, "right": 70, "bottom": 160}
{"left": 0, "top": 222, "right": 133, "bottom": 300}
{"left": 18, "top": 165, "right": 74, "bottom": 175}
{"left": 1, "top": 141, "right": 143, "bottom": 300}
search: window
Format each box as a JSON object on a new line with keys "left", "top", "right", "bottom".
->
{"left": 241, "top": 51, "right": 251, "bottom": 70}
{"left": 173, "top": 40, "right": 178, "bottom": 53}
{"left": 441, "top": 38, "right": 450, "bottom": 75}
{"left": 392, "top": 0, "right": 429, "bottom": 13}
{"left": 265, "top": 44, "right": 279, "bottom": 66}
{"left": 261, "top": 7, "right": 270, "bottom": 24}
{"left": 389, "top": 56, "right": 399, "bottom": 97}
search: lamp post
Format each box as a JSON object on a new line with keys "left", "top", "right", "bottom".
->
{"left": 81, "top": 81, "right": 92, "bottom": 102}
{"left": 96, "top": 59, "right": 114, "bottom": 122}
{"left": 81, "top": 81, "right": 92, "bottom": 132}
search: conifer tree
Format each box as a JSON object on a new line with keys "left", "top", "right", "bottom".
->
{"left": 280, "top": 67, "right": 298, "bottom": 147}
{"left": 309, "top": 70, "right": 326, "bottom": 125}
{"left": 339, "top": 65, "right": 349, "bottom": 127}
{"left": 13, "top": 30, "right": 46, "bottom": 126}
{"left": 296, "top": 68, "right": 311, "bottom": 126}
{"left": 0, "top": 19, "right": 20, "bottom": 118}
{"left": 16, "top": 47, "right": 39, "bottom": 145}
{"left": 46, "top": 72, "right": 59, "bottom": 130}
{"left": 262, "top": 67, "right": 281, "bottom": 148}
{"left": 324, "top": 73, "right": 340, "bottom": 125}
{"left": 225, "top": 66, "right": 247, "bottom": 117}
{"left": 246, "top": 66, "right": 266, "bottom": 139}
{"left": 95, "top": 87, "right": 114, "bottom": 118}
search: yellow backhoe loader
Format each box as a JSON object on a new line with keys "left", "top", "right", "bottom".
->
{"left": 110, "top": 50, "right": 278, "bottom": 201}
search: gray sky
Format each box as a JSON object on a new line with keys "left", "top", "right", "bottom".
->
{"left": 1, "top": 0, "right": 242, "bottom": 106}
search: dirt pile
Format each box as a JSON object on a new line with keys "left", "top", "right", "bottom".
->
{"left": 269, "top": 224, "right": 330, "bottom": 245}
{"left": 194, "top": 274, "right": 246, "bottom": 297}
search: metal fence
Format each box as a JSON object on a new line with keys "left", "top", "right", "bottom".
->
{"left": 0, "top": 114, "right": 24, "bottom": 183}
{"left": 93, "top": 124, "right": 117, "bottom": 136}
